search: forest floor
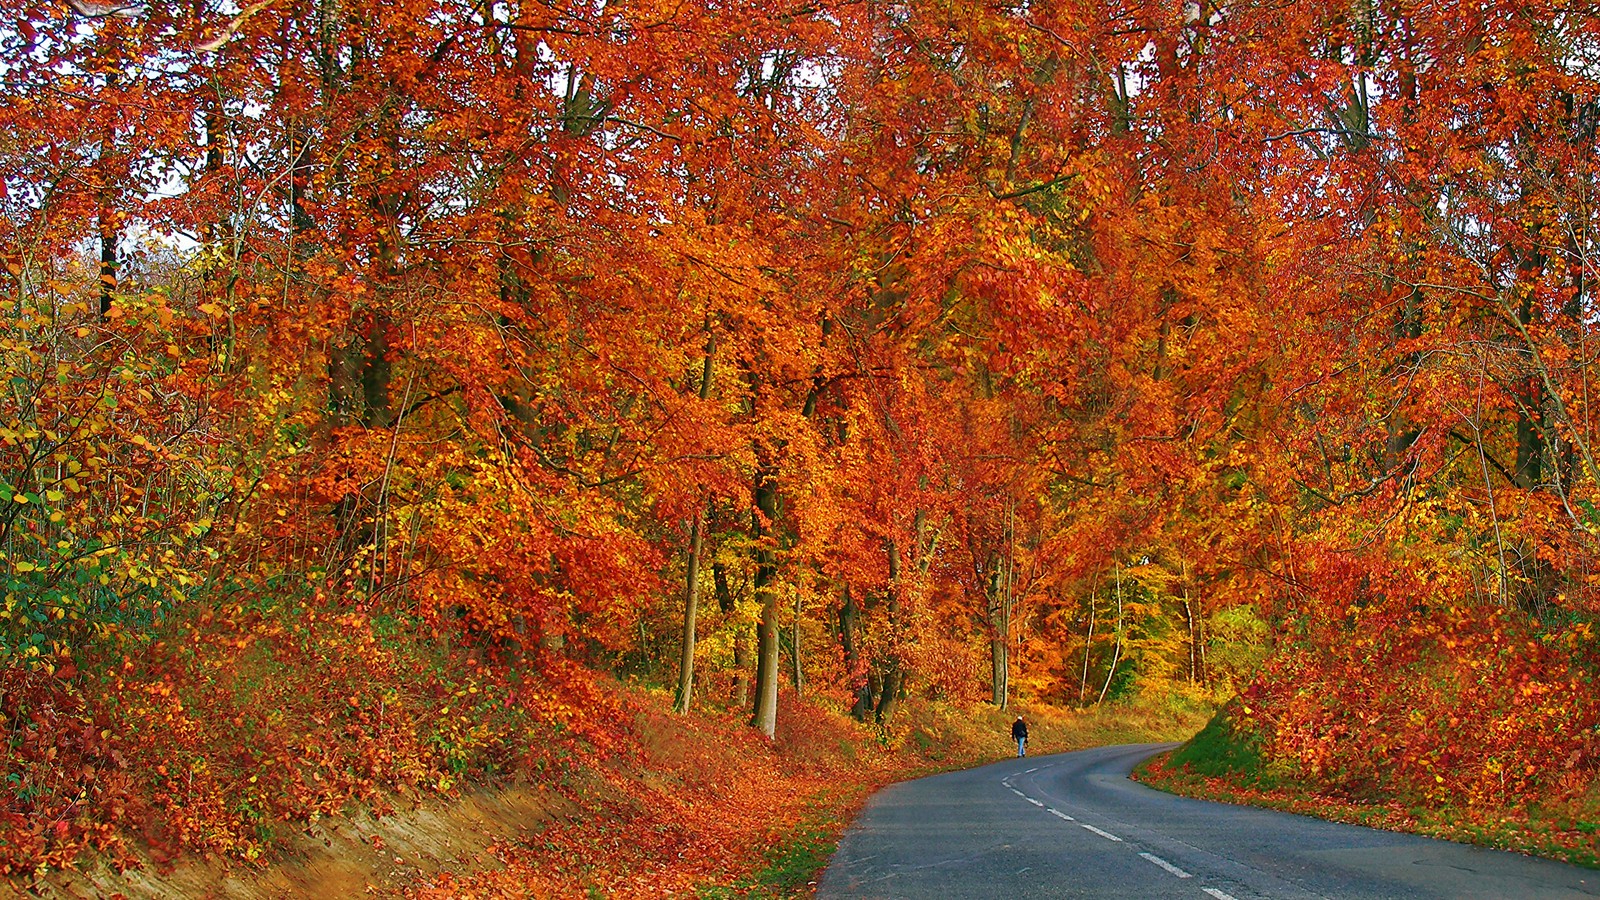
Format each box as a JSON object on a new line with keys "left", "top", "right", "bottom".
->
{"left": 10, "top": 689, "right": 1209, "bottom": 899}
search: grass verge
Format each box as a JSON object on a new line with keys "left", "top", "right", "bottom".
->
{"left": 1134, "top": 707, "right": 1600, "bottom": 869}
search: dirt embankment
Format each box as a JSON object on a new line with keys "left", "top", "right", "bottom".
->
{"left": 9, "top": 784, "right": 571, "bottom": 900}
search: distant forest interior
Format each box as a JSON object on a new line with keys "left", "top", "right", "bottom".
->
{"left": 4, "top": 0, "right": 1600, "bottom": 883}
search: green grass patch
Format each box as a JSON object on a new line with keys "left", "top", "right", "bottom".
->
{"left": 1165, "top": 704, "right": 1263, "bottom": 779}
{"left": 751, "top": 818, "right": 839, "bottom": 895}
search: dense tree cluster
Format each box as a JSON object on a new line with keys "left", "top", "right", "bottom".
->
{"left": 4, "top": 0, "right": 1600, "bottom": 865}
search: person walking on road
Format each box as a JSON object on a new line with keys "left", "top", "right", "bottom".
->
{"left": 1011, "top": 715, "right": 1029, "bottom": 757}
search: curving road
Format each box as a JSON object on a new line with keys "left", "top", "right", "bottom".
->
{"left": 817, "top": 743, "right": 1600, "bottom": 899}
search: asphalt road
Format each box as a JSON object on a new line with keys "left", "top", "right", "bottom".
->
{"left": 817, "top": 743, "right": 1600, "bottom": 899}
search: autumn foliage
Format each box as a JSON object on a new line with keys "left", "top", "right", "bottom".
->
{"left": 4, "top": 0, "right": 1600, "bottom": 882}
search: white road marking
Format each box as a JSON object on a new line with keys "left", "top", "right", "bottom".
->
{"left": 1202, "top": 889, "right": 1240, "bottom": 900}
{"left": 1010, "top": 788, "right": 1027, "bottom": 797}
{"left": 1026, "top": 767, "right": 1038, "bottom": 773}
{"left": 1078, "top": 823, "right": 1123, "bottom": 842}
{"left": 1138, "top": 852, "right": 1191, "bottom": 879}
{"left": 1047, "top": 809, "right": 1075, "bottom": 821}
{"left": 1026, "top": 797, "right": 1044, "bottom": 807}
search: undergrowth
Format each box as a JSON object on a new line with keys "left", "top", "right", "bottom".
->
{"left": 1137, "top": 703, "right": 1600, "bottom": 869}
{"left": 1, "top": 588, "right": 604, "bottom": 878}
{"left": 5, "top": 582, "right": 1211, "bottom": 896}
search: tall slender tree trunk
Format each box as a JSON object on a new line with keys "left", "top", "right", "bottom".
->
{"left": 97, "top": 140, "right": 118, "bottom": 320}
{"left": 1097, "top": 563, "right": 1124, "bottom": 705}
{"left": 1516, "top": 290, "right": 1545, "bottom": 491}
{"left": 673, "top": 508, "right": 705, "bottom": 714}
{"left": 749, "top": 457, "right": 780, "bottom": 738}
{"left": 1181, "top": 558, "right": 1200, "bottom": 685}
{"left": 791, "top": 589, "right": 803, "bottom": 695}
{"left": 356, "top": 107, "right": 400, "bottom": 432}
{"left": 839, "top": 585, "right": 873, "bottom": 720}
{"left": 673, "top": 341, "right": 715, "bottom": 714}
{"left": 98, "top": 206, "right": 117, "bottom": 319}
{"left": 361, "top": 318, "right": 393, "bottom": 428}
{"left": 874, "top": 538, "right": 905, "bottom": 724}
{"left": 989, "top": 499, "right": 1015, "bottom": 709}
{"left": 93, "top": 66, "right": 121, "bottom": 321}
{"left": 201, "top": 98, "right": 238, "bottom": 367}
{"left": 1079, "top": 586, "right": 1095, "bottom": 704}
{"left": 988, "top": 561, "right": 1008, "bottom": 708}
{"left": 1511, "top": 291, "right": 1549, "bottom": 610}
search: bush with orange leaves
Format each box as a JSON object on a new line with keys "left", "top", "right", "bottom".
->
{"left": 0, "top": 592, "right": 615, "bottom": 878}
{"left": 1145, "top": 600, "right": 1600, "bottom": 866}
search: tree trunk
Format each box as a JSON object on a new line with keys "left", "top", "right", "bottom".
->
{"left": 357, "top": 111, "right": 399, "bottom": 432}
{"left": 749, "top": 460, "right": 780, "bottom": 738}
{"left": 1516, "top": 381, "right": 1545, "bottom": 489}
{"left": 988, "top": 560, "right": 1008, "bottom": 708}
{"left": 98, "top": 197, "right": 117, "bottom": 319}
{"left": 791, "top": 588, "right": 803, "bottom": 695}
{"left": 1097, "top": 563, "right": 1123, "bottom": 705}
{"left": 713, "top": 562, "right": 749, "bottom": 707}
{"left": 1513, "top": 219, "right": 1546, "bottom": 492}
{"left": 1384, "top": 287, "right": 1424, "bottom": 470}
{"left": 875, "top": 667, "right": 904, "bottom": 723}
{"left": 361, "top": 316, "right": 393, "bottom": 428}
{"left": 987, "top": 496, "right": 1017, "bottom": 709}
{"left": 1079, "top": 587, "right": 1095, "bottom": 704}
{"left": 673, "top": 508, "right": 705, "bottom": 714}
{"left": 96, "top": 84, "right": 119, "bottom": 321}
{"left": 201, "top": 99, "right": 237, "bottom": 350}
{"left": 1182, "top": 558, "right": 1199, "bottom": 685}
{"left": 673, "top": 342, "right": 715, "bottom": 714}
{"left": 839, "top": 585, "right": 873, "bottom": 720}
{"left": 875, "top": 538, "right": 905, "bottom": 724}
{"left": 329, "top": 340, "right": 363, "bottom": 425}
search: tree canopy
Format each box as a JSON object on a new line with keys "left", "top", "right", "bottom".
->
{"left": 5, "top": 0, "right": 1600, "bottom": 872}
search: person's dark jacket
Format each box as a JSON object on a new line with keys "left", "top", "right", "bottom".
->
{"left": 1011, "top": 718, "right": 1028, "bottom": 741}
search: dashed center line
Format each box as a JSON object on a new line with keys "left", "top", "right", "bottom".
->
{"left": 1006, "top": 783, "right": 1245, "bottom": 900}
{"left": 1025, "top": 767, "right": 1039, "bottom": 773}
{"left": 1078, "top": 823, "right": 1124, "bottom": 842}
{"left": 1139, "top": 852, "right": 1192, "bottom": 879}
